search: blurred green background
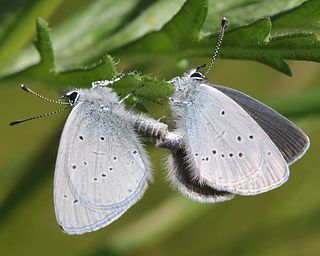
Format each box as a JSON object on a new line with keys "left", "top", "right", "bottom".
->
{"left": 1, "top": 0, "right": 320, "bottom": 255}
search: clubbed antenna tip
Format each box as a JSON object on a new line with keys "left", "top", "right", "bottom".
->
{"left": 19, "top": 84, "right": 68, "bottom": 105}
{"left": 221, "top": 16, "right": 229, "bottom": 27}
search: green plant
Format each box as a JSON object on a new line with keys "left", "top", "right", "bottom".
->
{"left": 1, "top": 1, "right": 320, "bottom": 255}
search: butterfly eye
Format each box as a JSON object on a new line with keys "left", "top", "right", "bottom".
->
{"left": 65, "top": 91, "right": 79, "bottom": 106}
{"left": 190, "top": 72, "right": 205, "bottom": 79}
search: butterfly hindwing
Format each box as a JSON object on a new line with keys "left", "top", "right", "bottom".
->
{"left": 54, "top": 162, "right": 129, "bottom": 234}
{"left": 167, "top": 149, "right": 234, "bottom": 203}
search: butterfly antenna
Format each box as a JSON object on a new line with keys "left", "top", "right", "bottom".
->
{"left": 204, "top": 17, "right": 229, "bottom": 77}
{"left": 20, "top": 84, "right": 68, "bottom": 105}
{"left": 9, "top": 107, "right": 69, "bottom": 126}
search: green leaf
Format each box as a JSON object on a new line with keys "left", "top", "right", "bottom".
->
{"left": 266, "top": 0, "right": 320, "bottom": 64}
{"left": 1, "top": 0, "right": 320, "bottom": 80}
{"left": 217, "top": 18, "right": 293, "bottom": 75}
{"left": 34, "top": 18, "right": 55, "bottom": 70}
{"left": 78, "top": 0, "right": 188, "bottom": 63}
{"left": 271, "top": 0, "right": 320, "bottom": 35}
{"left": 203, "top": 0, "right": 308, "bottom": 33}
{"left": 1, "top": 0, "right": 320, "bottom": 78}
{"left": 16, "top": 20, "right": 119, "bottom": 88}
{"left": 8, "top": 17, "right": 172, "bottom": 103}
{"left": 0, "top": 0, "right": 187, "bottom": 78}
{"left": 119, "top": 0, "right": 320, "bottom": 75}
{"left": 120, "top": 0, "right": 208, "bottom": 53}
{"left": 110, "top": 74, "right": 173, "bottom": 103}
{"left": 198, "top": 0, "right": 320, "bottom": 75}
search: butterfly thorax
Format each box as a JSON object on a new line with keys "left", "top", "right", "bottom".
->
{"left": 171, "top": 75, "right": 203, "bottom": 105}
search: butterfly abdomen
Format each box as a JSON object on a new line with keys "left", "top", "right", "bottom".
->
{"left": 131, "top": 115, "right": 168, "bottom": 139}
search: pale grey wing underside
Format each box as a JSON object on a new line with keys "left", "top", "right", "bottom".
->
{"left": 171, "top": 83, "right": 289, "bottom": 195}
{"left": 54, "top": 165, "right": 131, "bottom": 234}
{"left": 54, "top": 102, "right": 150, "bottom": 234}
{"left": 167, "top": 149, "right": 234, "bottom": 203}
{"left": 213, "top": 85, "right": 310, "bottom": 165}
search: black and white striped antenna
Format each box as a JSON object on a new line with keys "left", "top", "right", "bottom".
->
{"left": 204, "top": 17, "right": 229, "bottom": 77}
{"left": 10, "top": 84, "right": 69, "bottom": 126}
{"left": 10, "top": 107, "right": 69, "bottom": 126}
{"left": 20, "top": 84, "right": 68, "bottom": 105}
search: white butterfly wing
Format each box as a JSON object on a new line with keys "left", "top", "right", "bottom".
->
{"left": 171, "top": 83, "right": 289, "bottom": 195}
{"left": 54, "top": 102, "right": 150, "bottom": 233}
{"left": 167, "top": 149, "right": 234, "bottom": 203}
{"left": 54, "top": 165, "right": 129, "bottom": 234}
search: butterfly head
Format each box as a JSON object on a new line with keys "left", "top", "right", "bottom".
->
{"left": 168, "top": 66, "right": 206, "bottom": 92}
{"left": 63, "top": 90, "right": 80, "bottom": 107}
{"left": 186, "top": 66, "right": 206, "bottom": 80}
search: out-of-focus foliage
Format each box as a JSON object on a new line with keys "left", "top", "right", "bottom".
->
{"left": 0, "top": 0, "right": 319, "bottom": 79}
{"left": 1, "top": 0, "right": 320, "bottom": 256}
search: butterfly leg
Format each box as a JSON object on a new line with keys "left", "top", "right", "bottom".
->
{"left": 169, "top": 97, "right": 190, "bottom": 106}
{"left": 91, "top": 73, "right": 130, "bottom": 88}
{"left": 118, "top": 92, "right": 133, "bottom": 104}
{"left": 157, "top": 115, "right": 168, "bottom": 122}
{"left": 129, "top": 99, "right": 144, "bottom": 111}
{"left": 118, "top": 83, "right": 145, "bottom": 105}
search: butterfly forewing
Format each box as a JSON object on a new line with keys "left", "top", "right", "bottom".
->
{"left": 171, "top": 82, "right": 289, "bottom": 195}
{"left": 213, "top": 85, "right": 310, "bottom": 165}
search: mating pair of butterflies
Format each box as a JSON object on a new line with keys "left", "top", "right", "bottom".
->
{"left": 50, "top": 66, "right": 308, "bottom": 235}
{"left": 11, "top": 18, "right": 309, "bottom": 235}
